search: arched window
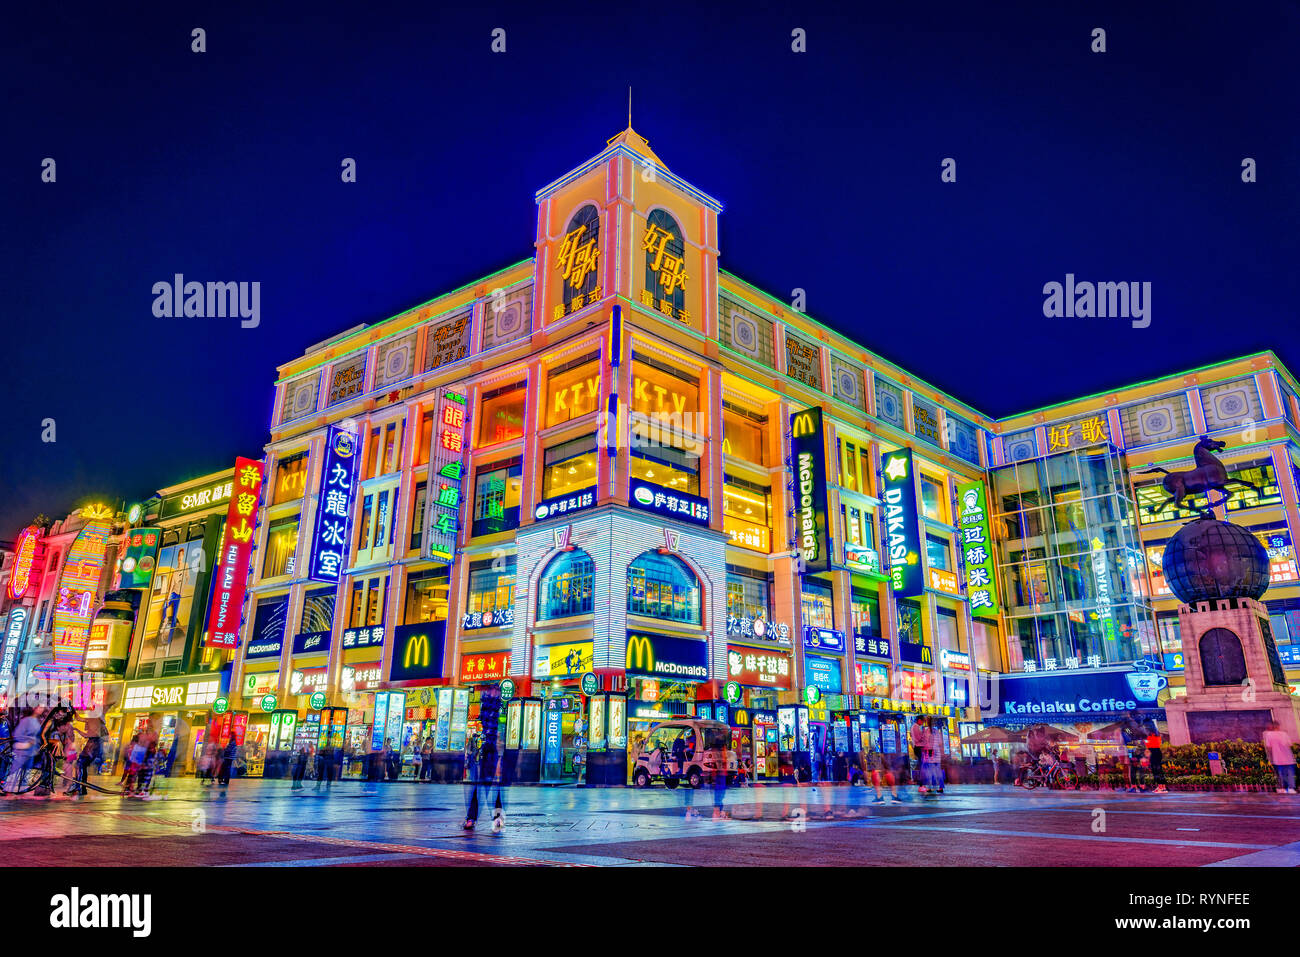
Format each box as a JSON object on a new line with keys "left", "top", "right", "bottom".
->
{"left": 536, "top": 548, "right": 595, "bottom": 620}
{"left": 558, "top": 204, "right": 601, "bottom": 313}
{"left": 627, "top": 551, "right": 701, "bottom": 624}
{"left": 643, "top": 209, "right": 686, "bottom": 317}
{"left": 1199, "top": 627, "right": 1248, "bottom": 686}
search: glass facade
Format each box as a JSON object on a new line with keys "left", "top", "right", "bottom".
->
{"left": 990, "top": 445, "right": 1154, "bottom": 667}
{"left": 627, "top": 552, "right": 701, "bottom": 624}
{"left": 536, "top": 549, "right": 595, "bottom": 620}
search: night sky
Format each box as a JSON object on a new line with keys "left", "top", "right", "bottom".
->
{"left": 4, "top": 1, "right": 1297, "bottom": 537}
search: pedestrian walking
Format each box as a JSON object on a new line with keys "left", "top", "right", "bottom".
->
{"left": 909, "top": 718, "right": 931, "bottom": 794}
{"left": 218, "top": 736, "right": 238, "bottom": 786}
{"left": 291, "top": 745, "right": 309, "bottom": 789}
{"left": 464, "top": 686, "right": 507, "bottom": 832}
{"left": 420, "top": 738, "right": 434, "bottom": 781}
{"left": 1145, "top": 730, "right": 1166, "bottom": 793}
{"left": 136, "top": 742, "right": 159, "bottom": 797}
{"left": 711, "top": 752, "right": 730, "bottom": 819}
{"left": 868, "top": 749, "right": 899, "bottom": 804}
{"left": 6, "top": 707, "right": 41, "bottom": 794}
{"left": 1262, "top": 722, "right": 1297, "bottom": 793}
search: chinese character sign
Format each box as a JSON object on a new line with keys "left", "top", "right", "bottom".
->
{"left": 308, "top": 428, "right": 360, "bottom": 584}
{"left": 51, "top": 519, "right": 112, "bottom": 668}
{"left": 207, "top": 457, "right": 265, "bottom": 648}
{"left": 956, "top": 480, "right": 1000, "bottom": 617}
{"left": 423, "top": 389, "right": 470, "bottom": 563}
{"left": 119, "top": 527, "right": 161, "bottom": 589}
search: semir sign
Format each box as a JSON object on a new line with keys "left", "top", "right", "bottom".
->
{"left": 790, "top": 407, "right": 830, "bottom": 574}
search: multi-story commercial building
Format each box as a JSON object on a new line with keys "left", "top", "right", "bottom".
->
{"left": 221, "top": 128, "right": 1300, "bottom": 781}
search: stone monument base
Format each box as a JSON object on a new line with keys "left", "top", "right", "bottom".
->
{"left": 1165, "top": 691, "right": 1300, "bottom": 745}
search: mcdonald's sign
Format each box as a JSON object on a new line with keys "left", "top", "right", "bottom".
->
{"left": 789, "top": 406, "right": 830, "bottom": 573}
{"left": 624, "top": 632, "right": 708, "bottom": 680}
{"left": 389, "top": 621, "right": 446, "bottom": 682}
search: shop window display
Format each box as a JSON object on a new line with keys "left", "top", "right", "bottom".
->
{"left": 627, "top": 551, "right": 701, "bottom": 624}
{"left": 542, "top": 434, "right": 598, "bottom": 499}
{"left": 536, "top": 549, "right": 595, "bottom": 620}
{"left": 477, "top": 383, "right": 526, "bottom": 447}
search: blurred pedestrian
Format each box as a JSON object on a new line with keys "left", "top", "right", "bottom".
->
{"left": 868, "top": 749, "right": 899, "bottom": 804}
{"left": 464, "top": 686, "right": 506, "bottom": 832}
{"left": 218, "top": 736, "right": 238, "bottom": 786}
{"left": 1263, "top": 721, "right": 1296, "bottom": 794}
{"left": 291, "top": 745, "right": 309, "bottom": 790}
{"left": 7, "top": 707, "right": 41, "bottom": 794}
{"left": 1145, "top": 730, "right": 1166, "bottom": 793}
{"left": 909, "top": 719, "right": 931, "bottom": 795}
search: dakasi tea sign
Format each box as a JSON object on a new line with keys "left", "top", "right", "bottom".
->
{"left": 308, "top": 426, "right": 361, "bottom": 584}
{"left": 790, "top": 407, "right": 830, "bottom": 574}
{"left": 956, "top": 479, "right": 999, "bottom": 617}
{"left": 881, "top": 449, "right": 923, "bottom": 597}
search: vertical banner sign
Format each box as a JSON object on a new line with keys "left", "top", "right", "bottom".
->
{"left": 790, "top": 407, "right": 830, "bottom": 574}
{"left": 308, "top": 426, "right": 362, "bottom": 583}
{"left": 956, "top": 479, "right": 1000, "bottom": 617}
{"left": 8, "top": 525, "right": 42, "bottom": 601}
{"left": 881, "top": 449, "right": 924, "bottom": 597}
{"left": 423, "top": 389, "right": 471, "bottom": 564}
{"left": 206, "top": 458, "right": 266, "bottom": 648}
{"left": 51, "top": 511, "right": 113, "bottom": 668}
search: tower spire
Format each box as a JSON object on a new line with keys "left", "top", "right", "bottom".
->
{"left": 628, "top": 86, "right": 632, "bottom": 128}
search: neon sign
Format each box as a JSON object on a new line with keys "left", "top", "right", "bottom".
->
{"left": 206, "top": 458, "right": 265, "bottom": 648}
{"left": 423, "top": 389, "right": 470, "bottom": 564}
{"left": 51, "top": 516, "right": 112, "bottom": 668}
{"left": 882, "top": 450, "right": 923, "bottom": 596}
{"left": 307, "top": 427, "right": 360, "bottom": 583}
{"left": 956, "top": 480, "right": 999, "bottom": 617}
{"left": 8, "top": 526, "right": 41, "bottom": 601}
{"left": 790, "top": 407, "right": 830, "bottom": 574}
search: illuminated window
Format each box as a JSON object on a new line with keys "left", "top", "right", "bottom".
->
{"left": 896, "top": 598, "right": 925, "bottom": 645}
{"left": 851, "top": 586, "right": 880, "bottom": 640}
{"left": 477, "top": 384, "right": 526, "bottom": 447}
{"left": 347, "top": 577, "right": 386, "bottom": 628}
{"left": 920, "top": 474, "right": 947, "bottom": 523}
{"left": 723, "top": 474, "right": 771, "bottom": 553}
{"left": 630, "top": 354, "right": 700, "bottom": 431}
{"left": 542, "top": 434, "right": 598, "bottom": 498}
{"left": 356, "top": 495, "right": 373, "bottom": 552}
{"left": 631, "top": 446, "right": 700, "bottom": 496}
{"left": 414, "top": 408, "right": 434, "bottom": 467}
{"left": 300, "top": 587, "right": 335, "bottom": 634}
{"left": 544, "top": 354, "right": 601, "bottom": 427}
{"left": 726, "top": 568, "right": 772, "bottom": 620}
{"left": 403, "top": 569, "right": 448, "bottom": 625}
{"left": 935, "top": 605, "right": 960, "bottom": 654}
{"left": 925, "top": 534, "right": 951, "bottom": 571}
{"left": 627, "top": 552, "right": 701, "bottom": 624}
{"left": 409, "top": 482, "right": 426, "bottom": 551}
{"left": 722, "top": 403, "right": 767, "bottom": 463}
{"left": 802, "top": 579, "right": 834, "bottom": 630}
{"left": 841, "top": 505, "right": 874, "bottom": 549}
{"left": 272, "top": 451, "right": 309, "bottom": 505}
{"left": 837, "top": 438, "right": 873, "bottom": 495}
{"left": 472, "top": 459, "right": 522, "bottom": 536}
{"left": 262, "top": 516, "right": 300, "bottom": 578}
{"left": 466, "top": 556, "right": 516, "bottom": 617}
{"left": 559, "top": 205, "right": 601, "bottom": 312}
{"left": 537, "top": 549, "right": 595, "bottom": 620}
{"left": 364, "top": 420, "right": 404, "bottom": 479}
{"left": 643, "top": 209, "right": 686, "bottom": 315}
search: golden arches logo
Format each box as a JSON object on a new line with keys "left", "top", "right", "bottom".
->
{"left": 791, "top": 412, "right": 817, "bottom": 438}
{"left": 404, "top": 633, "right": 430, "bottom": 669}
{"left": 626, "top": 635, "right": 654, "bottom": 673}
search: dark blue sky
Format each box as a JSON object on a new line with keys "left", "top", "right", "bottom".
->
{"left": 4, "top": 1, "right": 1297, "bottom": 536}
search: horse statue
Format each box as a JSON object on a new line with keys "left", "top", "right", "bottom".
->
{"left": 1137, "top": 435, "right": 1263, "bottom": 518}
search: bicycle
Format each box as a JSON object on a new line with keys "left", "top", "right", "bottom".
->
{"left": 1016, "top": 753, "right": 1080, "bottom": 790}
{"left": 0, "top": 743, "right": 55, "bottom": 795}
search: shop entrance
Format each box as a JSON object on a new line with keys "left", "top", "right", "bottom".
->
{"left": 540, "top": 691, "right": 584, "bottom": 783}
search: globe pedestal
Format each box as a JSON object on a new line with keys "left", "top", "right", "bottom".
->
{"left": 1159, "top": 518, "right": 1299, "bottom": 745}
{"left": 1164, "top": 596, "right": 1300, "bottom": 745}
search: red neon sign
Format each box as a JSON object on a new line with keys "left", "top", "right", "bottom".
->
{"left": 8, "top": 525, "right": 41, "bottom": 601}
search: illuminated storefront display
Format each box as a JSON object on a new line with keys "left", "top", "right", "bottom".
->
{"left": 855, "top": 634, "right": 891, "bottom": 658}
{"left": 629, "top": 479, "right": 709, "bottom": 526}
{"left": 242, "top": 672, "right": 278, "bottom": 699}
{"left": 206, "top": 459, "right": 265, "bottom": 649}
{"left": 939, "top": 649, "right": 971, "bottom": 672}
{"left": 955, "top": 480, "right": 999, "bottom": 616}
{"left": 8, "top": 525, "right": 42, "bottom": 600}
{"left": 803, "top": 626, "right": 845, "bottom": 653}
{"left": 341, "top": 624, "right": 386, "bottom": 649}
{"left": 726, "top": 644, "right": 792, "bottom": 689}
{"left": 423, "top": 389, "right": 471, "bottom": 564}
{"left": 160, "top": 479, "right": 233, "bottom": 519}
{"left": 341, "top": 664, "right": 383, "bottom": 691}
{"left": 83, "top": 617, "right": 132, "bottom": 673}
{"left": 462, "top": 607, "right": 515, "bottom": 630}
{"left": 854, "top": 661, "right": 889, "bottom": 696}
{"left": 308, "top": 427, "right": 360, "bottom": 583}
{"left": 899, "top": 640, "right": 934, "bottom": 666}
{"left": 624, "top": 632, "right": 709, "bottom": 681}
{"left": 51, "top": 508, "right": 113, "bottom": 668}
{"left": 389, "top": 622, "right": 446, "bottom": 682}
{"left": 928, "top": 568, "right": 959, "bottom": 594}
{"left": 882, "top": 450, "right": 924, "bottom": 597}
{"left": 533, "top": 641, "right": 594, "bottom": 678}
{"left": 899, "top": 669, "right": 936, "bottom": 704}
{"left": 288, "top": 668, "right": 329, "bottom": 695}
{"left": 1258, "top": 530, "right": 1298, "bottom": 584}
{"left": 118, "top": 527, "right": 161, "bottom": 589}
{"left": 725, "top": 614, "right": 790, "bottom": 644}
{"left": 123, "top": 675, "right": 223, "bottom": 711}
{"left": 533, "top": 488, "right": 596, "bottom": 522}
{"left": 459, "top": 652, "right": 510, "bottom": 682}
{"left": 790, "top": 407, "right": 830, "bottom": 574}
{"left": 805, "top": 655, "right": 842, "bottom": 694}
{"left": 844, "top": 543, "right": 881, "bottom": 576}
